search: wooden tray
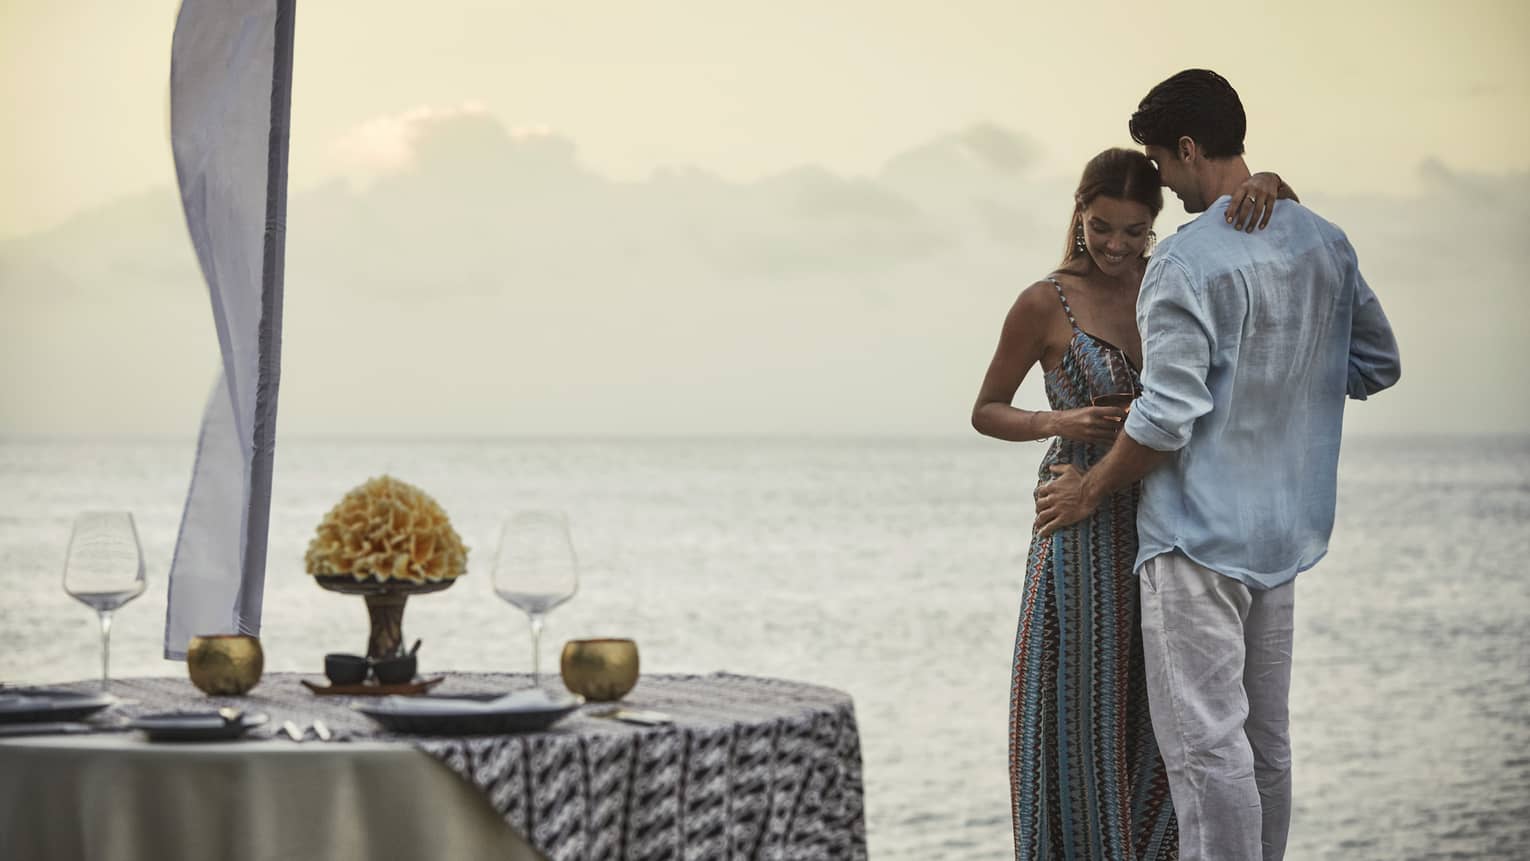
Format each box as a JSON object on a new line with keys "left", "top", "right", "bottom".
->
{"left": 301, "top": 677, "right": 445, "bottom": 697}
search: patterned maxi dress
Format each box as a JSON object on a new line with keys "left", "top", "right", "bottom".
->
{"left": 1009, "top": 280, "right": 1177, "bottom": 860}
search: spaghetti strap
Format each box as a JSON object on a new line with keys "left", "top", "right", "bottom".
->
{"left": 1046, "top": 278, "right": 1081, "bottom": 332}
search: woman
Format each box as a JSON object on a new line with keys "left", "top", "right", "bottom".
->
{"left": 971, "top": 148, "right": 1293, "bottom": 860}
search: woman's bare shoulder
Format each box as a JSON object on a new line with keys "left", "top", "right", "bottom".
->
{"left": 1015, "top": 277, "right": 1064, "bottom": 307}
{"left": 1002, "top": 278, "right": 1069, "bottom": 329}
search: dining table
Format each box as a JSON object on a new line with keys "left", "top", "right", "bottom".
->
{"left": 0, "top": 671, "right": 867, "bottom": 861}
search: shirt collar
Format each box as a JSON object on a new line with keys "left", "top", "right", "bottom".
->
{"left": 1179, "top": 194, "right": 1233, "bottom": 231}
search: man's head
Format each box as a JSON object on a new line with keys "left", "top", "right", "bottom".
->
{"left": 1129, "top": 70, "right": 1246, "bottom": 213}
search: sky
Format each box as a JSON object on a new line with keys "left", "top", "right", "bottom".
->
{"left": 1, "top": 0, "right": 1527, "bottom": 436}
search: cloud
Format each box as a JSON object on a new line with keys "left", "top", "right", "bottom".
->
{"left": 773, "top": 168, "right": 922, "bottom": 221}
{"left": 1416, "top": 157, "right": 1530, "bottom": 213}
{"left": 882, "top": 123, "right": 1040, "bottom": 180}
{"left": 327, "top": 102, "right": 568, "bottom": 189}
{"left": 0, "top": 109, "right": 1523, "bottom": 437}
{"left": 1290, "top": 160, "right": 1530, "bottom": 436}
{"left": 306, "top": 114, "right": 1021, "bottom": 282}
{"left": 1308, "top": 160, "right": 1530, "bottom": 336}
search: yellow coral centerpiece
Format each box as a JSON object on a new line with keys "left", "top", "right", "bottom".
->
{"left": 305, "top": 476, "right": 468, "bottom": 583}
{"left": 306, "top": 476, "right": 469, "bottom": 661}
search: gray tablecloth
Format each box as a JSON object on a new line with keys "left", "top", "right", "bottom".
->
{"left": 0, "top": 734, "right": 543, "bottom": 861}
{"left": 4, "top": 672, "right": 867, "bottom": 861}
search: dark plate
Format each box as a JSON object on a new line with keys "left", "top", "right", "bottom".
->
{"left": 0, "top": 689, "right": 117, "bottom": 724}
{"left": 0, "top": 721, "right": 132, "bottom": 738}
{"left": 354, "top": 693, "right": 581, "bottom": 736}
{"left": 128, "top": 711, "right": 269, "bottom": 742}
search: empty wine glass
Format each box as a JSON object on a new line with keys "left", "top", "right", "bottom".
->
{"left": 491, "top": 511, "right": 579, "bottom": 689}
{"left": 63, "top": 511, "right": 146, "bottom": 691}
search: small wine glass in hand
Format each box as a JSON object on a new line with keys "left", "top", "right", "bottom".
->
{"left": 491, "top": 511, "right": 579, "bottom": 689}
{"left": 1090, "top": 349, "right": 1138, "bottom": 411}
{"left": 63, "top": 511, "right": 146, "bottom": 691}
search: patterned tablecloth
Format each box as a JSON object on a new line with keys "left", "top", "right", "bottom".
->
{"left": 75, "top": 672, "right": 867, "bottom": 861}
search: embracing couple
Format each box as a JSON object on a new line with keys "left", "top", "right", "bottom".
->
{"left": 972, "top": 70, "right": 1402, "bottom": 860}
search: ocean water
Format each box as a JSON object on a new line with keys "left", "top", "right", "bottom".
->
{"left": 1, "top": 435, "right": 1526, "bottom": 859}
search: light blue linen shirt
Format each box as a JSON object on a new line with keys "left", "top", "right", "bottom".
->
{"left": 1123, "top": 195, "right": 1401, "bottom": 589}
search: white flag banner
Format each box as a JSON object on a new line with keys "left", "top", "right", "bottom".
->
{"left": 163, "top": 0, "right": 296, "bottom": 658}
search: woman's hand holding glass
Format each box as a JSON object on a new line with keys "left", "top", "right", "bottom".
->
{"left": 1050, "top": 406, "right": 1127, "bottom": 444}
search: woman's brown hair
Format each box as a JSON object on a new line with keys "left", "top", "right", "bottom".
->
{"left": 1061, "top": 148, "right": 1164, "bottom": 266}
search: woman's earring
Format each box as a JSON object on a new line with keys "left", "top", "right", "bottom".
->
{"left": 1145, "top": 230, "right": 1157, "bottom": 257}
{"left": 1075, "top": 224, "right": 1087, "bottom": 254}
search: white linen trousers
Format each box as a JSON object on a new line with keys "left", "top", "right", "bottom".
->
{"left": 1138, "top": 551, "right": 1296, "bottom": 861}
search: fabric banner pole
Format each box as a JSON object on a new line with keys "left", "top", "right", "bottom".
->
{"left": 163, "top": 0, "right": 296, "bottom": 658}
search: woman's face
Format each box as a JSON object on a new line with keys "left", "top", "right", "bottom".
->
{"left": 1081, "top": 196, "right": 1154, "bottom": 278}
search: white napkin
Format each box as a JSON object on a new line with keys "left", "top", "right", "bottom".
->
{"left": 375, "top": 688, "right": 569, "bottom": 714}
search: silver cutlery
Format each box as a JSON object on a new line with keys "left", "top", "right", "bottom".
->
{"left": 589, "top": 706, "right": 673, "bottom": 726}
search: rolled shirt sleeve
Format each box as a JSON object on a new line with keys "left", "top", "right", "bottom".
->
{"left": 1340, "top": 241, "right": 1401, "bottom": 400}
{"left": 1124, "top": 258, "right": 1215, "bottom": 452}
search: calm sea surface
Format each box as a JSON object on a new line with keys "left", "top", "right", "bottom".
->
{"left": 1, "top": 435, "right": 1526, "bottom": 859}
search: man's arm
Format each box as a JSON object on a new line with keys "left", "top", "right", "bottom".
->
{"left": 1034, "top": 257, "right": 1214, "bottom": 536}
{"left": 1035, "top": 434, "right": 1169, "bottom": 536}
{"left": 1340, "top": 240, "right": 1401, "bottom": 400}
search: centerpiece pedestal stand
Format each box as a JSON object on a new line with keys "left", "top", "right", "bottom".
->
{"left": 314, "top": 575, "right": 454, "bottom": 660}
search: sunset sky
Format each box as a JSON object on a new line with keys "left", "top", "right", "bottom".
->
{"left": 1, "top": 0, "right": 1526, "bottom": 436}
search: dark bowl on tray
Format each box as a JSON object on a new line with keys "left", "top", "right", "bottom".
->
{"left": 371, "top": 653, "right": 416, "bottom": 685}
{"left": 325, "top": 653, "right": 370, "bottom": 686}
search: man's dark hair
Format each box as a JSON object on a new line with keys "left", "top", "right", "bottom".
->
{"left": 1129, "top": 69, "right": 1246, "bottom": 159}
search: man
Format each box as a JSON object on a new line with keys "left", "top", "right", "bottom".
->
{"left": 1033, "top": 69, "right": 1401, "bottom": 861}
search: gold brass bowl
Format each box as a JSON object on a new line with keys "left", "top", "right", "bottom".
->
{"left": 560, "top": 638, "right": 639, "bottom": 702}
{"left": 186, "top": 634, "right": 264, "bottom": 696}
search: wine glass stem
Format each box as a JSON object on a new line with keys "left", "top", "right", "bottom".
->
{"left": 528, "top": 612, "right": 545, "bottom": 688}
{"left": 98, "top": 610, "right": 114, "bottom": 692}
